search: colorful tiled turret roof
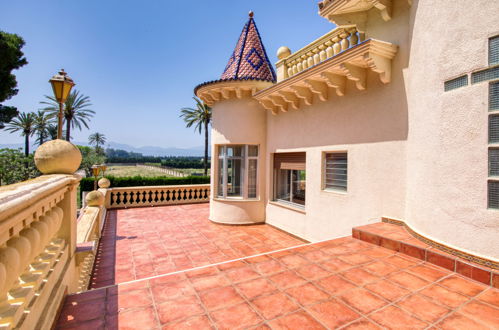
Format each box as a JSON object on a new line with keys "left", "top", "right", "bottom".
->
{"left": 220, "top": 11, "right": 276, "bottom": 83}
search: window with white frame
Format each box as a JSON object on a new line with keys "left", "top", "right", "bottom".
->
{"left": 273, "top": 152, "right": 306, "bottom": 207}
{"left": 324, "top": 152, "right": 348, "bottom": 191}
{"left": 217, "top": 145, "right": 258, "bottom": 199}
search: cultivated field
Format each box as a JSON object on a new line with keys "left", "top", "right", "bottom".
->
{"left": 104, "top": 165, "right": 208, "bottom": 177}
{"left": 105, "top": 165, "right": 173, "bottom": 177}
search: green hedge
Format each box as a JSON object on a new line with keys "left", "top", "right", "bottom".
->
{"left": 80, "top": 175, "right": 210, "bottom": 192}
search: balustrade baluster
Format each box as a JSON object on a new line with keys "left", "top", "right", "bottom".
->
{"left": 340, "top": 32, "right": 350, "bottom": 51}
{"left": 312, "top": 51, "right": 320, "bottom": 65}
{"left": 326, "top": 41, "right": 334, "bottom": 58}
{"left": 332, "top": 36, "right": 341, "bottom": 55}
{"left": 319, "top": 48, "right": 327, "bottom": 62}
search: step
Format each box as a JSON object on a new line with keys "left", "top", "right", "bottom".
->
{"left": 352, "top": 221, "right": 498, "bottom": 288}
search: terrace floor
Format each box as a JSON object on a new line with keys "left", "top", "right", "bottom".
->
{"left": 57, "top": 204, "right": 499, "bottom": 329}
{"left": 90, "top": 204, "right": 306, "bottom": 289}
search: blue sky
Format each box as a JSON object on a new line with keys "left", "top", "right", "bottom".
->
{"left": 0, "top": 1, "right": 333, "bottom": 148}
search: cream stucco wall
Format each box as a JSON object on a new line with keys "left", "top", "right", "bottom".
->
{"left": 404, "top": 0, "right": 499, "bottom": 260}
{"left": 264, "top": 0, "right": 411, "bottom": 242}
{"left": 210, "top": 97, "right": 268, "bottom": 224}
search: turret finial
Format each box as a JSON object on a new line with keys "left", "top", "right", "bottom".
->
{"left": 249, "top": 11, "right": 254, "bottom": 18}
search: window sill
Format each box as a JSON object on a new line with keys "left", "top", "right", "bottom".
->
{"left": 213, "top": 197, "right": 261, "bottom": 203}
{"left": 321, "top": 188, "right": 348, "bottom": 195}
{"left": 269, "top": 201, "right": 306, "bottom": 214}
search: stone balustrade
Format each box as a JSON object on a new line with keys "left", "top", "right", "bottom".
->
{"left": 276, "top": 26, "right": 363, "bottom": 82}
{"left": 106, "top": 184, "right": 211, "bottom": 209}
{"left": 74, "top": 189, "right": 107, "bottom": 292}
{"left": 0, "top": 138, "right": 212, "bottom": 328}
{"left": 0, "top": 174, "right": 80, "bottom": 329}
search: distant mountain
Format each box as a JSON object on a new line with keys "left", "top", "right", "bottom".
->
{"left": 0, "top": 141, "right": 209, "bottom": 157}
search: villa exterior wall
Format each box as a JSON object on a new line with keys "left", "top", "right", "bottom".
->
{"left": 202, "top": 0, "right": 499, "bottom": 261}
{"left": 404, "top": 0, "right": 499, "bottom": 260}
{"left": 264, "top": 1, "right": 411, "bottom": 242}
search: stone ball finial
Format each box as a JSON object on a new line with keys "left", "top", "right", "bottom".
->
{"left": 34, "top": 139, "right": 82, "bottom": 174}
{"left": 98, "top": 177, "right": 111, "bottom": 189}
{"left": 85, "top": 190, "right": 104, "bottom": 207}
{"left": 277, "top": 46, "right": 291, "bottom": 60}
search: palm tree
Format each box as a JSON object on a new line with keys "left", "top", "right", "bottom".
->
{"left": 34, "top": 110, "right": 52, "bottom": 145}
{"left": 5, "top": 112, "right": 36, "bottom": 156}
{"left": 88, "top": 132, "right": 107, "bottom": 154}
{"left": 180, "top": 97, "right": 211, "bottom": 175}
{"left": 40, "top": 90, "right": 95, "bottom": 142}
{"left": 46, "top": 124, "right": 58, "bottom": 140}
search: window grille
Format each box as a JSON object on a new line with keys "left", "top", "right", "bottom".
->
{"left": 324, "top": 153, "right": 348, "bottom": 191}
{"left": 490, "top": 81, "right": 499, "bottom": 111}
{"left": 444, "top": 75, "right": 468, "bottom": 91}
{"left": 490, "top": 35, "right": 499, "bottom": 66}
{"left": 472, "top": 66, "right": 499, "bottom": 84}
{"left": 490, "top": 148, "right": 499, "bottom": 176}
{"left": 488, "top": 180, "right": 499, "bottom": 209}
{"left": 490, "top": 114, "right": 499, "bottom": 143}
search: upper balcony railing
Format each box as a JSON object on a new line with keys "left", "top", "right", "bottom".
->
{"left": 257, "top": 27, "right": 398, "bottom": 114}
{"left": 277, "top": 26, "right": 362, "bottom": 82}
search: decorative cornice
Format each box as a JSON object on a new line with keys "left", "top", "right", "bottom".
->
{"left": 319, "top": 0, "right": 392, "bottom": 27}
{"left": 195, "top": 80, "right": 273, "bottom": 107}
{"left": 255, "top": 39, "right": 398, "bottom": 115}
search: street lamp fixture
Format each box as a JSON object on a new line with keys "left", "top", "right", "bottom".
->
{"left": 100, "top": 164, "right": 107, "bottom": 176}
{"left": 49, "top": 69, "right": 75, "bottom": 139}
{"left": 91, "top": 165, "right": 100, "bottom": 190}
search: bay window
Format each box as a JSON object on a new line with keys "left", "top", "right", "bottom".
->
{"left": 274, "top": 152, "right": 306, "bottom": 207}
{"left": 217, "top": 145, "right": 258, "bottom": 199}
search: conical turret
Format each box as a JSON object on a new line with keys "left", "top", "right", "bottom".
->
{"left": 195, "top": 12, "right": 276, "bottom": 97}
{"left": 220, "top": 11, "right": 276, "bottom": 82}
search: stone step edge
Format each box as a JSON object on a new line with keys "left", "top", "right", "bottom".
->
{"left": 352, "top": 223, "right": 498, "bottom": 288}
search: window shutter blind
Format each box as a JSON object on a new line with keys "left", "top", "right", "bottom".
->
{"left": 490, "top": 115, "right": 499, "bottom": 143}
{"left": 489, "top": 35, "right": 499, "bottom": 66}
{"left": 274, "top": 152, "right": 306, "bottom": 171}
{"left": 490, "top": 148, "right": 499, "bottom": 176}
{"left": 444, "top": 75, "right": 468, "bottom": 91}
{"left": 472, "top": 66, "right": 499, "bottom": 84}
{"left": 325, "top": 153, "right": 347, "bottom": 190}
{"left": 488, "top": 181, "right": 499, "bottom": 209}
{"left": 490, "top": 81, "right": 499, "bottom": 111}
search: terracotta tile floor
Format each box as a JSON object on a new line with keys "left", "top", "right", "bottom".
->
{"left": 90, "top": 204, "right": 306, "bottom": 288}
{"left": 58, "top": 231, "right": 499, "bottom": 329}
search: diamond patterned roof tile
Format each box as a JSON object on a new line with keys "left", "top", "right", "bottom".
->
{"left": 220, "top": 14, "right": 276, "bottom": 82}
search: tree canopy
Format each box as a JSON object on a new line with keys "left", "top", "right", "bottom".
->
{"left": 0, "top": 31, "right": 28, "bottom": 128}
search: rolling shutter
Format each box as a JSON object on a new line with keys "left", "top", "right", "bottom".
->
{"left": 274, "top": 152, "right": 306, "bottom": 171}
